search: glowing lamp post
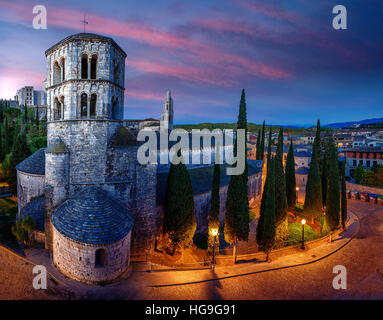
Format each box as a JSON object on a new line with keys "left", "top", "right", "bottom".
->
{"left": 211, "top": 228, "right": 218, "bottom": 270}
{"left": 296, "top": 187, "right": 300, "bottom": 204}
{"left": 301, "top": 219, "right": 306, "bottom": 250}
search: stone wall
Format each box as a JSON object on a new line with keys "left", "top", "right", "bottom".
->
{"left": 52, "top": 226, "right": 131, "bottom": 284}
{"left": 17, "top": 171, "right": 45, "bottom": 212}
{"left": 131, "top": 162, "right": 158, "bottom": 254}
{"left": 346, "top": 181, "right": 383, "bottom": 195}
{"left": 176, "top": 172, "right": 262, "bottom": 235}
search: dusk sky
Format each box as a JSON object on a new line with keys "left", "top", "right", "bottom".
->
{"left": 0, "top": 0, "right": 382, "bottom": 126}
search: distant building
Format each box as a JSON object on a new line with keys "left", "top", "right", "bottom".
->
{"left": 15, "top": 86, "right": 34, "bottom": 107}
{"left": 14, "top": 86, "right": 47, "bottom": 108}
{"left": 301, "top": 133, "right": 316, "bottom": 144}
{"left": 123, "top": 91, "right": 174, "bottom": 132}
{"left": 334, "top": 133, "right": 353, "bottom": 148}
{"left": 34, "top": 90, "right": 47, "bottom": 105}
{"left": 345, "top": 146, "right": 383, "bottom": 177}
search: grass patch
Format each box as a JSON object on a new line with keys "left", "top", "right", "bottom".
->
{"left": 0, "top": 197, "right": 18, "bottom": 246}
{"left": 285, "top": 222, "right": 319, "bottom": 247}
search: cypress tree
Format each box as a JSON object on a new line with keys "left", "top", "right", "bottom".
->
{"left": 255, "top": 128, "right": 261, "bottom": 160}
{"left": 163, "top": 152, "right": 196, "bottom": 255}
{"left": 256, "top": 127, "right": 272, "bottom": 246}
{"left": 262, "top": 156, "right": 276, "bottom": 262}
{"left": 325, "top": 138, "right": 340, "bottom": 231}
{"left": 208, "top": 158, "right": 220, "bottom": 252}
{"left": 354, "top": 163, "right": 364, "bottom": 184}
{"left": 4, "top": 117, "right": 10, "bottom": 155}
{"left": 0, "top": 124, "right": 3, "bottom": 162}
{"left": 274, "top": 128, "right": 288, "bottom": 246}
{"left": 8, "top": 131, "right": 31, "bottom": 194}
{"left": 321, "top": 148, "right": 328, "bottom": 207}
{"left": 304, "top": 137, "right": 322, "bottom": 218}
{"left": 315, "top": 119, "right": 321, "bottom": 151}
{"left": 225, "top": 89, "right": 249, "bottom": 262}
{"left": 285, "top": 139, "right": 296, "bottom": 209}
{"left": 340, "top": 161, "right": 348, "bottom": 230}
{"left": 36, "top": 106, "right": 39, "bottom": 128}
{"left": 260, "top": 120, "right": 266, "bottom": 160}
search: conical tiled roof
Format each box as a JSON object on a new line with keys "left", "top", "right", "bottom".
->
{"left": 16, "top": 148, "right": 45, "bottom": 175}
{"left": 51, "top": 187, "right": 134, "bottom": 245}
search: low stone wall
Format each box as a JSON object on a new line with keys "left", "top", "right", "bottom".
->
{"left": 346, "top": 182, "right": 383, "bottom": 196}
{"left": 52, "top": 226, "right": 131, "bottom": 284}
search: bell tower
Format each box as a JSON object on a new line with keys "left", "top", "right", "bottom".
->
{"left": 160, "top": 90, "right": 174, "bottom": 131}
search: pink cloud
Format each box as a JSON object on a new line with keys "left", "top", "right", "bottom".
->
{"left": 0, "top": 66, "right": 44, "bottom": 99}
{"left": 124, "top": 90, "right": 163, "bottom": 101}
{"left": 0, "top": 1, "right": 292, "bottom": 82}
{"left": 236, "top": 0, "right": 298, "bottom": 23}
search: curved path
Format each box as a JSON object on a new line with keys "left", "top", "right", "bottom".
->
{"left": 3, "top": 200, "right": 383, "bottom": 299}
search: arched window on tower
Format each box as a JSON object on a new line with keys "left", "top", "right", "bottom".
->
{"left": 61, "top": 58, "right": 65, "bottom": 81}
{"left": 90, "top": 93, "right": 97, "bottom": 118}
{"left": 53, "top": 61, "right": 61, "bottom": 85}
{"left": 60, "top": 96, "right": 65, "bottom": 120}
{"left": 81, "top": 54, "right": 88, "bottom": 79}
{"left": 81, "top": 93, "right": 88, "bottom": 118}
{"left": 90, "top": 55, "right": 97, "bottom": 79}
{"left": 95, "top": 249, "right": 107, "bottom": 267}
{"left": 54, "top": 97, "right": 61, "bottom": 120}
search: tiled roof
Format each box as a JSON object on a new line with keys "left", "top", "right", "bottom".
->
{"left": 296, "top": 166, "right": 309, "bottom": 175}
{"left": 16, "top": 148, "right": 45, "bottom": 175}
{"left": 346, "top": 146, "right": 383, "bottom": 153}
{"left": 45, "top": 33, "right": 127, "bottom": 57}
{"left": 19, "top": 196, "right": 45, "bottom": 231}
{"left": 294, "top": 150, "right": 312, "bottom": 158}
{"left": 51, "top": 187, "right": 134, "bottom": 245}
{"left": 157, "top": 159, "right": 263, "bottom": 205}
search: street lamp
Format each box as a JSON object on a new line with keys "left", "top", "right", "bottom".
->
{"left": 211, "top": 228, "right": 218, "bottom": 270}
{"left": 296, "top": 187, "right": 300, "bottom": 204}
{"left": 301, "top": 219, "right": 306, "bottom": 250}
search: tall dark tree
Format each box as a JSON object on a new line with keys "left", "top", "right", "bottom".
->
{"left": 260, "top": 120, "right": 266, "bottom": 160}
{"left": 8, "top": 131, "right": 31, "bottom": 194}
{"left": 256, "top": 127, "right": 272, "bottom": 246}
{"left": 163, "top": 152, "right": 196, "bottom": 255}
{"left": 24, "top": 106, "right": 28, "bottom": 124}
{"left": 208, "top": 157, "right": 220, "bottom": 252}
{"left": 354, "top": 163, "right": 364, "bottom": 184}
{"left": 304, "top": 138, "right": 322, "bottom": 218}
{"left": 315, "top": 119, "right": 321, "bottom": 151}
{"left": 225, "top": 89, "right": 249, "bottom": 262}
{"left": 274, "top": 128, "right": 288, "bottom": 246}
{"left": 4, "top": 116, "right": 11, "bottom": 155}
{"left": 325, "top": 138, "right": 340, "bottom": 231}
{"left": 340, "top": 161, "right": 348, "bottom": 230}
{"left": 255, "top": 128, "right": 261, "bottom": 160}
{"left": 261, "top": 156, "right": 276, "bottom": 262}
{"left": 35, "top": 106, "right": 39, "bottom": 128}
{"left": 285, "top": 139, "right": 296, "bottom": 209}
{"left": 0, "top": 124, "right": 3, "bottom": 162}
{"left": 321, "top": 148, "right": 328, "bottom": 207}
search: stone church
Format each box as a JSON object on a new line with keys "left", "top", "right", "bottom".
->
{"left": 16, "top": 33, "right": 263, "bottom": 285}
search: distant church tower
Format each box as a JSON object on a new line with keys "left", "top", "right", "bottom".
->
{"left": 160, "top": 90, "right": 174, "bottom": 131}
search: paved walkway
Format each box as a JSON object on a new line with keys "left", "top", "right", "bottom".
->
{"left": 18, "top": 201, "right": 367, "bottom": 299}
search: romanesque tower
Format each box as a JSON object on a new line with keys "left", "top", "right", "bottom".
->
{"left": 160, "top": 90, "right": 174, "bottom": 131}
{"left": 44, "top": 33, "right": 158, "bottom": 264}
